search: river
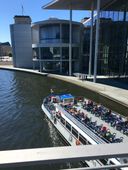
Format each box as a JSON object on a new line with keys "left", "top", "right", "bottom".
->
{"left": 0, "top": 70, "right": 127, "bottom": 170}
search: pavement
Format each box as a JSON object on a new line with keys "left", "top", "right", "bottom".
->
{"left": 0, "top": 65, "right": 128, "bottom": 109}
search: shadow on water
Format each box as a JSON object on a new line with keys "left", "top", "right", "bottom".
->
{"left": 0, "top": 70, "right": 127, "bottom": 170}
{"left": 89, "top": 77, "right": 128, "bottom": 90}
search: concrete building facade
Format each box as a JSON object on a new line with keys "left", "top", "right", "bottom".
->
{"left": 10, "top": 16, "right": 33, "bottom": 68}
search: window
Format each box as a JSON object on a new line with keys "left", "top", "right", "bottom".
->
{"left": 62, "top": 47, "right": 69, "bottom": 59}
{"left": 79, "top": 134, "right": 87, "bottom": 145}
{"left": 60, "top": 117, "right": 65, "bottom": 125}
{"left": 72, "top": 127, "right": 78, "bottom": 138}
{"left": 40, "top": 24, "right": 60, "bottom": 43}
{"left": 66, "top": 122, "right": 71, "bottom": 131}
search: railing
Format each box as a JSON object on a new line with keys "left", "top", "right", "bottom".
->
{"left": 0, "top": 143, "right": 128, "bottom": 169}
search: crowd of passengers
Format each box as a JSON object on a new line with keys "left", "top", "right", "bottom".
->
{"left": 82, "top": 99, "right": 128, "bottom": 135}
{"left": 65, "top": 97, "right": 128, "bottom": 143}
{"left": 45, "top": 95, "right": 128, "bottom": 142}
{"left": 64, "top": 105, "right": 124, "bottom": 143}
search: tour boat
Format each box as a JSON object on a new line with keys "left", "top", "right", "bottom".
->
{"left": 41, "top": 93, "right": 128, "bottom": 169}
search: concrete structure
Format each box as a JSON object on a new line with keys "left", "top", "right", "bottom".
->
{"left": 32, "top": 18, "right": 84, "bottom": 74}
{"left": 10, "top": 16, "right": 33, "bottom": 68}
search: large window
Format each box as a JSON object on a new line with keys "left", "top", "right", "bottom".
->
{"left": 41, "top": 47, "right": 60, "bottom": 60}
{"left": 62, "top": 24, "right": 69, "bottom": 43}
{"left": 62, "top": 47, "right": 69, "bottom": 59}
{"left": 40, "top": 24, "right": 60, "bottom": 43}
{"left": 72, "top": 47, "right": 79, "bottom": 59}
{"left": 43, "top": 61, "right": 60, "bottom": 72}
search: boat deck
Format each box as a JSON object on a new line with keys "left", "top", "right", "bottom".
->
{"left": 56, "top": 104, "right": 108, "bottom": 144}
{"left": 56, "top": 103, "right": 128, "bottom": 144}
{"left": 79, "top": 106, "right": 128, "bottom": 143}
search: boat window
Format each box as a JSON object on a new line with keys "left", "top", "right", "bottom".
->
{"left": 79, "top": 134, "right": 87, "bottom": 145}
{"left": 66, "top": 122, "right": 71, "bottom": 131}
{"left": 60, "top": 117, "right": 65, "bottom": 125}
{"left": 72, "top": 127, "right": 78, "bottom": 138}
{"left": 87, "top": 141, "right": 91, "bottom": 145}
{"left": 64, "top": 98, "right": 74, "bottom": 103}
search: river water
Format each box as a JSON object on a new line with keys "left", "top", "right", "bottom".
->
{"left": 0, "top": 70, "right": 127, "bottom": 170}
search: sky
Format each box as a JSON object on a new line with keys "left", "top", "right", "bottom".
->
{"left": 0, "top": 0, "right": 90, "bottom": 44}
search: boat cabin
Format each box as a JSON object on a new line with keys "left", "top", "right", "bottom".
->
{"left": 59, "top": 94, "right": 74, "bottom": 105}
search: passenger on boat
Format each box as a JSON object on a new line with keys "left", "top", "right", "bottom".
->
{"left": 56, "top": 111, "right": 61, "bottom": 119}
{"left": 87, "top": 100, "right": 93, "bottom": 106}
{"left": 106, "top": 109, "right": 112, "bottom": 117}
{"left": 105, "top": 129, "right": 112, "bottom": 140}
{"left": 76, "top": 139, "right": 81, "bottom": 145}
{"left": 83, "top": 114, "right": 90, "bottom": 124}
{"left": 100, "top": 126, "right": 107, "bottom": 136}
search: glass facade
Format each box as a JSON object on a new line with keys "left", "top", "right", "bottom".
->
{"left": 98, "top": 12, "right": 128, "bottom": 75}
{"left": 32, "top": 20, "right": 83, "bottom": 74}
{"left": 62, "top": 24, "right": 69, "bottom": 43}
{"left": 83, "top": 1, "right": 128, "bottom": 76}
{"left": 40, "top": 24, "right": 60, "bottom": 43}
{"left": 43, "top": 61, "right": 60, "bottom": 72}
{"left": 62, "top": 47, "right": 69, "bottom": 59}
{"left": 40, "top": 47, "right": 61, "bottom": 60}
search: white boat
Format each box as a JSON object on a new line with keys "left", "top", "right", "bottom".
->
{"left": 41, "top": 93, "right": 128, "bottom": 169}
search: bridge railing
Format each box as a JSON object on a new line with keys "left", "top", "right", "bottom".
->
{"left": 0, "top": 143, "right": 128, "bottom": 169}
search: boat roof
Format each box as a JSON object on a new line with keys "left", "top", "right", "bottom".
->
{"left": 59, "top": 94, "right": 74, "bottom": 100}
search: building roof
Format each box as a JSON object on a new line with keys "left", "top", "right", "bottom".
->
{"left": 32, "top": 18, "right": 84, "bottom": 27}
{"left": 42, "top": 0, "right": 127, "bottom": 11}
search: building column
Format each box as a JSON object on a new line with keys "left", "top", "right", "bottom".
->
{"left": 60, "top": 23, "right": 62, "bottom": 74}
{"left": 69, "top": 9, "right": 72, "bottom": 76}
{"left": 39, "top": 47, "right": 42, "bottom": 72}
{"left": 88, "top": 3, "right": 94, "bottom": 77}
{"left": 93, "top": 0, "right": 100, "bottom": 83}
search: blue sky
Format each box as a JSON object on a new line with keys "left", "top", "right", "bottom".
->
{"left": 0, "top": 0, "right": 90, "bottom": 44}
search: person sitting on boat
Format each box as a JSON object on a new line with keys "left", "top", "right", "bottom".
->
{"left": 100, "top": 126, "right": 107, "bottom": 136}
{"left": 87, "top": 100, "right": 93, "bottom": 106}
{"left": 106, "top": 109, "right": 112, "bottom": 117}
{"left": 91, "top": 105, "right": 98, "bottom": 114}
{"left": 83, "top": 114, "right": 90, "bottom": 124}
{"left": 105, "top": 129, "right": 112, "bottom": 141}
{"left": 115, "top": 116, "right": 124, "bottom": 130}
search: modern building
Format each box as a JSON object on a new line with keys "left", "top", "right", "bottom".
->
{"left": 10, "top": 16, "right": 33, "bottom": 68}
{"left": 10, "top": 16, "right": 84, "bottom": 74}
{"left": 32, "top": 18, "right": 84, "bottom": 74}
{"left": 83, "top": 14, "right": 128, "bottom": 76}
{"left": 10, "top": 1, "right": 128, "bottom": 79}
{"left": 43, "top": 0, "right": 128, "bottom": 82}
